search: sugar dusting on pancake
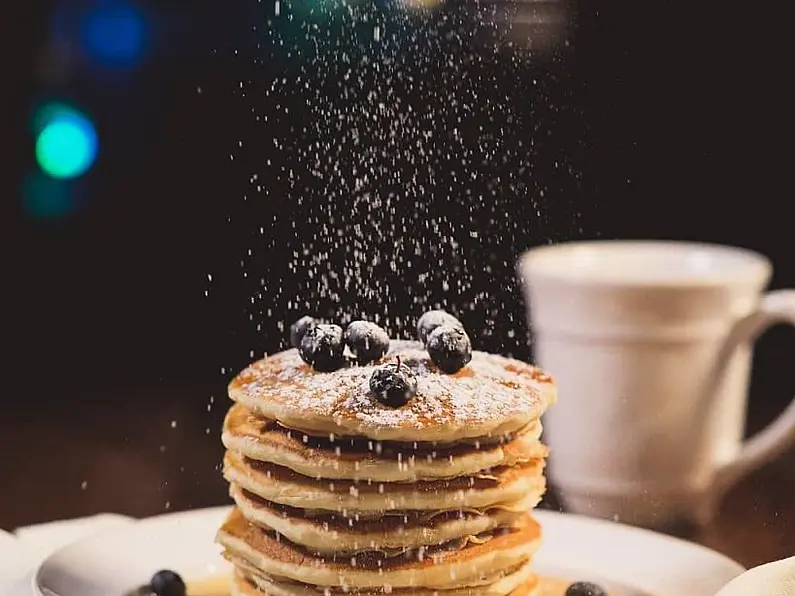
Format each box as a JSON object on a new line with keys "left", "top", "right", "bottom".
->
{"left": 229, "top": 340, "right": 555, "bottom": 442}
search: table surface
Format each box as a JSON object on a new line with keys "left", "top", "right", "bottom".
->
{"left": 2, "top": 385, "right": 793, "bottom": 569}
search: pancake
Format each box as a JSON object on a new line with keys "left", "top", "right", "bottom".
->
{"left": 227, "top": 556, "right": 538, "bottom": 596}
{"left": 276, "top": 497, "right": 539, "bottom": 521}
{"left": 223, "top": 451, "right": 547, "bottom": 512}
{"left": 222, "top": 403, "right": 548, "bottom": 482}
{"left": 230, "top": 484, "right": 541, "bottom": 552}
{"left": 217, "top": 507, "right": 542, "bottom": 588}
{"left": 228, "top": 341, "right": 556, "bottom": 443}
{"left": 228, "top": 573, "right": 545, "bottom": 596}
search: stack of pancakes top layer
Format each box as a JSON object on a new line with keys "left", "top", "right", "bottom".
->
{"left": 217, "top": 340, "right": 556, "bottom": 596}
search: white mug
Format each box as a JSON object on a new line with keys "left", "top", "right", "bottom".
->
{"left": 517, "top": 240, "right": 795, "bottom": 529}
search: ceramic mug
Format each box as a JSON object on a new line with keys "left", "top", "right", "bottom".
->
{"left": 518, "top": 240, "right": 795, "bottom": 529}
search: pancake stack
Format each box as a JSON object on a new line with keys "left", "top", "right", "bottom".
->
{"left": 216, "top": 339, "right": 556, "bottom": 596}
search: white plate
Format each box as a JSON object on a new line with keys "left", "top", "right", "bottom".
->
{"left": 0, "top": 530, "right": 36, "bottom": 594}
{"left": 34, "top": 506, "right": 744, "bottom": 596}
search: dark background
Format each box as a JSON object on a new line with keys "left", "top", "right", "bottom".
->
{"left": 3, "top": 0, "right": 793, "bottom": 564}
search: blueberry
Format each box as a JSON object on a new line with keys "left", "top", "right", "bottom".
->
{"left": 290, "top": 315, "right": 317, "bottom": 349}
{"left": 150, "top": 569, "right": 186, "bottom": 596}
{"left": 299, "top": 324, "right": 345, "bottom": 371}
{"left": 565, "top": 581, "right": 607, "bottom": 596}
{"left": 370, "top": 358, "right": 418, "bottom": 407}
{"left": 427, "top": 325, "right": 472, "bottom": 373}
{"left": 344, "top": 321, "right": 390, "bottom": 364}
{"left": 416, "top": 310, "right": 464, "bottom": 345}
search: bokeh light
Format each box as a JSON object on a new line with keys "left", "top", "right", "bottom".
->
{"left": 22, "top": 172, "right": 76, "bottom": 221}
{"left": 34, "top": 104, "right": 98, "bottom": 179}
{"left": 401, "top": 0, "right": 442, "bottom": 12}
{"left": 81, "top": 2, "right": 147, "bottom": 68}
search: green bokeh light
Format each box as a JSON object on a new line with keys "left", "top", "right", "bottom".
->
{"left": 35, "top": 112, "right": 98, "bottom": 179}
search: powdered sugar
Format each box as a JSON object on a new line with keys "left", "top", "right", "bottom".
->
{"left": 229, "top": 340, "right": 553, "bottom": 441}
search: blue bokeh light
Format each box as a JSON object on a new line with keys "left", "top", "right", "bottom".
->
{"left": 81, "top": 2, "right": 147, "bottom": 68}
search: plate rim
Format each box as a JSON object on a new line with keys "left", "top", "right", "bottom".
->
{"left": 534, "top": 508, "right": 745, "bottom": 572}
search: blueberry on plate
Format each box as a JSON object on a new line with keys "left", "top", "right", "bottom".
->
{"left": 565, "top": 581, "right": 607, "bottom": 596}
{"left": 299, "top": 324, "right": 345, "bottom": 371}
{"left": 344, "top": 320, "right": 390, "bottom": 364}
{"left": 427, "top": 325, "right": 472, "bottom": 374}
{"left": 290, "top": 315, "right": 317, "bottom": 348}
{"left": 370, "top": 358, "right": 418, "bottom": 407}
{"left": 416, "top": 310, "right": 464, "bottom": 345}
{"left": 150, "top": 569, "right": 186, "bottom": 596}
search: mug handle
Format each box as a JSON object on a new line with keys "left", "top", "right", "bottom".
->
{"left": 708, "top": 289, "right": 795, "bottom": 502}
